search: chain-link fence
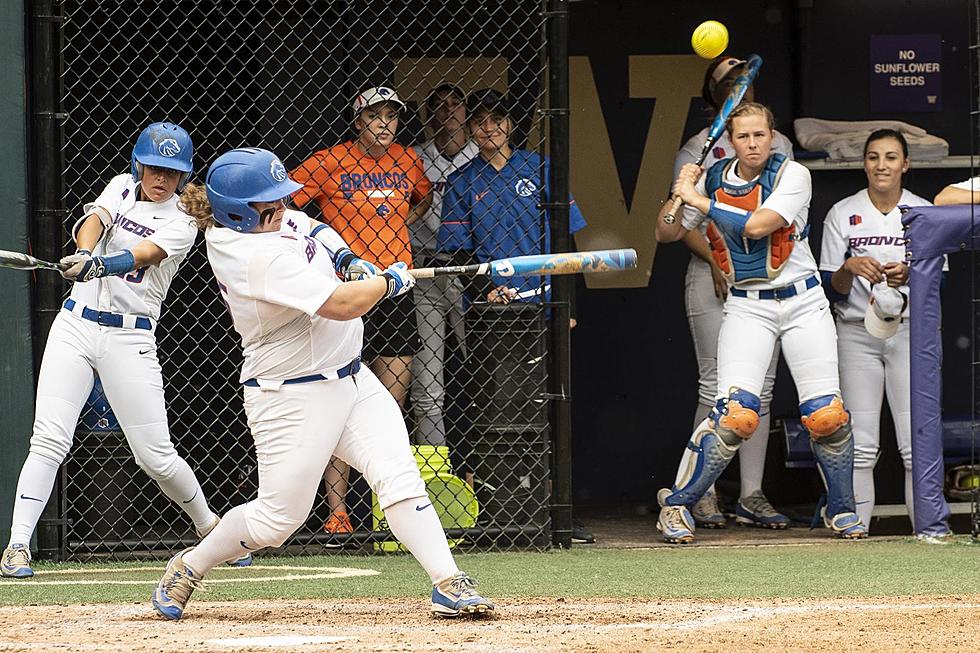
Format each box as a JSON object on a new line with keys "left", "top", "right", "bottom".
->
{"left": 50, "top": 0, "right": 565, "bottom": 558}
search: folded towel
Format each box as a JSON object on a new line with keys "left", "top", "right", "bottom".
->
{"left": 794, "top": 117, "right": 948, "bottom": 161}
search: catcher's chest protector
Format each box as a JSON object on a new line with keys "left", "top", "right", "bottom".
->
{"left": 704, "top": 153, "right": 795, "bottom": 283}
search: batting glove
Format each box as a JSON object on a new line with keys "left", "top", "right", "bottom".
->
{"left": 382, "top": 262, "right": 415, "bottom": 299}
{"left": 345, "top": 258, "right": 379, "bottom": 282}
{"left": 59, "top": 249, "right": 92, "bottom": 281}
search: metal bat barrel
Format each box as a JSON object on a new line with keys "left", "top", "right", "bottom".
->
{"left": 488, "top": 249, "right": 637, "bottom": 277}
{"left": 411, "top": 248, "right": 637, "bottom": 279}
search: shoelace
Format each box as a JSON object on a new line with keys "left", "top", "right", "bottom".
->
{"left": 662, "top": 507, "right": 689, "bottom": 532}
{"left": 449, "top": 574, "right": 480, "bottom": 599}
{"left": 4, "top": 548, "right": 29, "bottom": 568}
{"left": 741, "top": 493, "right": 780, "bottom": 517}
{"left": 162, "top": 566, "right": 205, "bottom": 602}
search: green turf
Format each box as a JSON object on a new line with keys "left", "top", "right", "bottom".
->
{"left": 1, "top": 539, "right": 977, "bottom": 606}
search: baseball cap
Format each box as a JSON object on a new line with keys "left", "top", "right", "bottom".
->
{"left": 711, "top": 57, "right": 748, "bottom": 86}
{"left": 427, "top": 83, "right": 466, "bottom": 110}
{"left": 864, "top": 284, "right": 908, "bottom": 339}
{"left": 467, "top": 89, "right": 511, "bottom": 119}
{"left": 352, "top": 86, "right": 405, "bottom": 113}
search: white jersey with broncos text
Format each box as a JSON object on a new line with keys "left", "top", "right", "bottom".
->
{"left": 681, "top": 158, "right": 817, "bottom": 291}
{"left": 69, "top": 173, "right": 197, "bottom": 321}
{"left": 819, "top": 188, "right": 933, "bottom": 322}
{"left": 205, "top": 213, "right": 363, "bottom": 383}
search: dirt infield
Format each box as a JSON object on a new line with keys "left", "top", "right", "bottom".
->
{"left": 3, "top": 596, "right": 979, "bottom": 652}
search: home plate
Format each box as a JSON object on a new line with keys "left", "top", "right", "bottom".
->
{"left": 207, "top": 635, "right": 354, "bottom": 647}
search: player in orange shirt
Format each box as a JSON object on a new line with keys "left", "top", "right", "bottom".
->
{"left": 292, "top": 86, "right": 432, "bottom": 537}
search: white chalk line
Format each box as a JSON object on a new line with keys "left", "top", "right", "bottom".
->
{"left": 0, "top": 565, "right": 379, "bottom": 587}
{"left": 207, "top": 635, "right": 354, "bottom": 647}
{"left": 597, "top": 601, "right": 980, "bottom": 631}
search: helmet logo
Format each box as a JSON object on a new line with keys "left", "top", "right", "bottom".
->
{"left": 158, "top": 138, "right": 181, "bottom": 157}
{"left": 270, "top": 159, "right": 287, "bottom": 182}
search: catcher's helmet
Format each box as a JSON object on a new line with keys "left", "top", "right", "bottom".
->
{"left": 205, "top": 148, "right": 302, "bottom": 233}
{"left": 131, "top": 122, "right": 194, "bottom": 191}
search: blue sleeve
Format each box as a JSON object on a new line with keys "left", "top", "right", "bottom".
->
{"left": 569, "top": 194, "right": 587, "bottom": 233}
{"left": 436, "top": 169, "right": 473, "bottom": 252}
{"left": 820, "top": 270, "right": 849, "bottom": 303}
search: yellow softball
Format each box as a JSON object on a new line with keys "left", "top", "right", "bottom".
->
{"left": 691, "top": 20, "right": 729, "bottom": 60}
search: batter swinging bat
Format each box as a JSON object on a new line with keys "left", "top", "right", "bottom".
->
{"left": 0, "top": 249, "right": 66, "bottom": 272}
{"left": 663, "top": 53, "right": 763, "bottom": 224}
{"left": 411, "top": 248, "right": 637, "bottom": 279}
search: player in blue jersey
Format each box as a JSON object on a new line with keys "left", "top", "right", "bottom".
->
{"left": 437, "top": 89, "right": 594, "bottom": 543}
{"left": 437, "top": 89, "right": 586, "bottom": 307}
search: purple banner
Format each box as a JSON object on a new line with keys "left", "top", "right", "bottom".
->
{"left": 870, "top": 34, "right": 942, "bottom": 113}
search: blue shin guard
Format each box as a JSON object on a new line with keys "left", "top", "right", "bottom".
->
{"left": 662, "top": 424, "right": 739, "bottom": 508}
{"left": 810, "top": 424, "right": 857, "bottom": 517}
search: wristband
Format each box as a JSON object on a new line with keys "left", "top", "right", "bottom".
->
{"left": 92, "top": 250, "right": 136, "bottom": 278}
{"left": 332, "top": 247, "right": 357, "bottom": 274}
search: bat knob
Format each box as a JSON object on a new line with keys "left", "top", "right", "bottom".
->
{"left": 663, "top": 215, "right": 676, "bottom": 225}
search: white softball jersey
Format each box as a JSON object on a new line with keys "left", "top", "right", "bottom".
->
{"left": 819, "top": 188, "right": 933, "bottom": 322}
{"left": 70, "top": 173, "right": 197, "bottom": 322}
{"left": 682, "top": 159, "right": 818, "bottom": 291}
{"left": 410, "top": 139, "right": 479, "bottom": 257}
{"left": 205, "top": 218, "right": 363, "bottom": 383}
{"left": 951, "top": 176, "right": 980, "bottom": 191}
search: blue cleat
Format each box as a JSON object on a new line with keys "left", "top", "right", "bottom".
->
{"left": 1, "top": 544, "right": 34, "bottom": 579}
{"left": 826, "top": 511, "right": 868, "bottom": 539}
{"left": 431, "top": 572, "right": 495, "bottom": 617}
{"left": 152, "top": 547, "right": 203, "bottom": 620}
{"left": 736, "top": 490, "right": 791, "bottom": 529}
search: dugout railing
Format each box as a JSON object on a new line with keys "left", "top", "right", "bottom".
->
{"left": 28, "top": 0, "right": 575, "bottom": 560}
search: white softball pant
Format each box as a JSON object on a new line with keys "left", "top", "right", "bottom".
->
{"left": 685, "top": 257, "right": 780, "bottom": 496}
{"left": 717, "top": 284, "right": 840, "bottom": 403}
{"left": 837, "top": 320, "right": 912, "bottom": 527}
{"left": 9, "top": 309, "right": 214, "bottom": 546}
{"left": 31, "top": 311, "right": 185, "bottom": 479}
{"left": 241, "top": 366, "right": 427, "bottom": 549}
{"left": 685, "top": 257, "right": 780, "bottom": 409}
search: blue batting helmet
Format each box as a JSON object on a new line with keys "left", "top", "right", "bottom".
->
{"left": 131, "top": 122, "right": 194, "bottom": 191}
{"left": 205, "top": 148, "right": 302, "bottom": 233}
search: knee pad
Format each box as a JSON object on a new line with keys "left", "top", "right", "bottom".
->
{"left": 800, "top": 394, "right": 850, "bottom": 439}
{"left": 710, "top": 388, "right": 761, "bottom": 441}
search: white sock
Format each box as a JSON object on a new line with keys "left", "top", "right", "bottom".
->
{"left": 9, "top": 453, "right": 61, "bottom": 547}
{"left": 183, "top": 504, "right": 256, "bottom": 575}
{"left": 384, "top": 497, "right": 458, "bottom": 584}
{"left": 738, "top": 411, "right": 771, "bottom": 498}
{"left": 853, "top": 467, "right": 875, "bottom": 530}
{"left": 904, "top": 468, "right": 915, "bottom": 530}
{"left": 155, "top": 458, "right": 215, "bottom": 531}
